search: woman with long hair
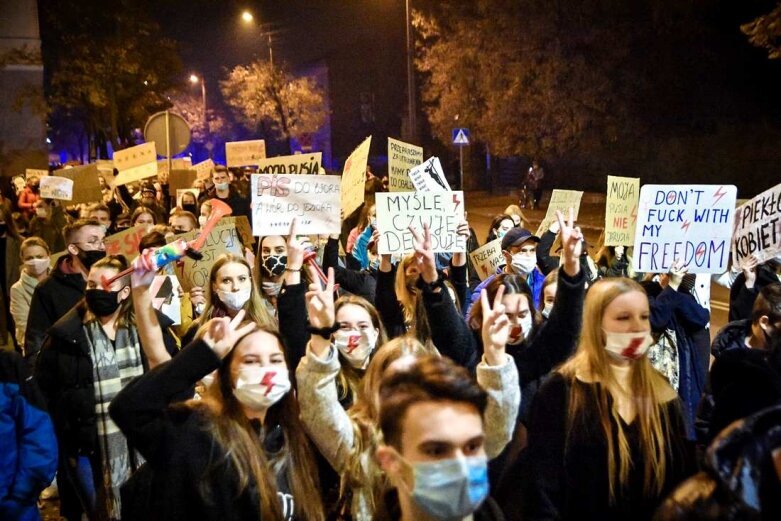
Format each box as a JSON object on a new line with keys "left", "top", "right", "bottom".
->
{"left": 9, "top": 236, "right": 50, "bottom": 350}
{"left": 110, "top": 311, "right": 326, "bottom": 521}
{"left": 297, "top": 268, "right": 519, "bottom": 519}
{"left": 130, "top": 206, "right": 156, "bottom": 230}
{"left": 522, "top": 277, "right": 695, "bottom": 519}
{"left": 486, "top": 214, "right": 515, "bottom": 243}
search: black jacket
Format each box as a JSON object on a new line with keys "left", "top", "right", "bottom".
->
{"left": 109, "top": 340, "right": 268, "bottom": 521}
{"left": 321, "top": 237, "right": 377, "bottom": 302}
{"left": 34, "top": 302, "right": 177, "bottom": 457}
{"left": 728, "top": 264, "right": 778, "bottom": 322}
{"left": 25, "top": 255, "right": 86, "bottom": 361}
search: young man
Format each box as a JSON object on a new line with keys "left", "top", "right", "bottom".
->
{"left": 376, "top": 356, "right": 506, "bottom": 521}
{"left": 86, "top": 203, "right": 113, "bottom": 234}
{"left": 24, "top": 219, "right": 106, "bottom": 360}
{"left": 208, "top": 165, "right": 250, "bottom": 221}
{"left": 169, "top": 210, "right": 198, "bottom": 235}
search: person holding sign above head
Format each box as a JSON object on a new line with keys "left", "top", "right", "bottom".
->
{"left": 729, "top": 254, "right": 781, "bottom": 322}
{"left": 30, "top": 199, "right": 68, "bottom": 254}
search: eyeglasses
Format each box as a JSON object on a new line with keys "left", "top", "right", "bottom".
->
{"left": 76, "top": 238, "right": 105, "bottom": 248}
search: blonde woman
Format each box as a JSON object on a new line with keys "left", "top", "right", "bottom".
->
{"left": 522, "top": 277, "right": 696, "bottom": 520}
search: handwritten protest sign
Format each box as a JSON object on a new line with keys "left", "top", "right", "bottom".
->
{"left": 150, "top": 275, "right": 182, "bottom": 325}
{"left": 40, "top": 176, "right": 73, "bottom": 200}
{"left": 172, "top": 220, "right": 244, "bottom": 291}
{"left": 251, "top": 174, "right": 341, "bottom": 236}
{"left": 113, "top": 142, "right": 158, "bottom": 186}
{"left": 632, "top": 184, "right": 737, "bottom": 274}
{"left": 409, "top": 157, "right": 451, "bottom": 192}
{"left": 54, "top": 164, "right": 102, "bottom": 205}
{"left": 732, "top": 183, "right": 781, "bottom": 266}
{"left": 104, "top": 225, "right": 148, "bottom": 262}
{"left": 388, "top": 138, "right": 423, "bottom": 192}
{"left": 169, "top": 169, "right": 197, "bottom": 191}
{"left": 604, "top": 176, "right": 640, "bottom": 246}
{"left": 226, "top": 140, "right": 266, "bottom": 167}
{"left": 256, "top": 153, "right": 322, "bottom": 175}
{"left": 535, "top": 190, "right": 584, "bottom": 236}
{"left": 341, "top": 136, "right": 372, "bottom": 217}
{"left": 223, "top": 216, "right": 255, "bottom": 247}
{"left": 469, "top": 239, "right": 504, "bottom": 280}
{"left": 25, "top": 168, "right": 48, "bottom": 179}
{"left": 375, "top": 191, "right": 466, "bottom": 254}
{"left": 193, "top": 159, "right": 215, "bottom": 180}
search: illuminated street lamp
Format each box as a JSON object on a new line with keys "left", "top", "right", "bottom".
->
{"left": 241, "top": 10, "right": 254, "bottom": 23}
{"left": 189, "top": 73, "right": 207, "bottom": 135}
{"left": 240, "top": 10, "right": 273, "bottom": 67}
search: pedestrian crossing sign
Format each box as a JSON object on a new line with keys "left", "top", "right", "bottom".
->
{"left": 452, "top": 128, "right": 470, "bottom": 146}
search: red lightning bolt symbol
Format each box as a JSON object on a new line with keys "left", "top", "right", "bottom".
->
{"left": 696, "top": 244, "right": 706, "bottom": 258}
{"left": 346, "top": 335, "right": 360, "bottom": 354}
{"left": 453, "top": 193, "right": 461, "bottom": 212}
{"left": 260, "top": 371, "right": 276, "bottom": 396}
{"left": 712, "top": 186, "right": 726, "bottom": 206}
{"left": 681, "top": 220, "right": 691, "bottom": 233}
{"left": 630, "top": 205, "right": 637, "bottom": 225}
{"left": 621, "top": 337, "right": 645, "bottom": 359}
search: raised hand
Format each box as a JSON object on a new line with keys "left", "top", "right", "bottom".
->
{"left": 480, "top": 286, "right": 509, "bottom": 366}
{"left": 742, "top": 254, "right": 759, "bottom": 289}
{"left": 452, "top": 220, "right": 471, "bottom": 267}
{"left": 409, "top": 223, "right": 438, "bottom": 284}
{"left": 305, "top": 266, "right": 336, "bottom": 329}
{"left": 202, "top": 309, "right": 257, "bottom": 359}
{"left": 555, "top": 208, "right": 583, "bottom": 277}
{"left": 668, "top": 259, "right": 688, "bottom": 290}
{"left": 286, "top": 218, "right": 306, "bottom": 271}
{"left": 130, "top": 254, "right": 157, "bottom": 289}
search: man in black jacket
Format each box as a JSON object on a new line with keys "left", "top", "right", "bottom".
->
{"left": 201, "top": 165, "right": 250, "bottom": 221}
{"left": 24, "top": 219, "right": 106, "bottom": 361}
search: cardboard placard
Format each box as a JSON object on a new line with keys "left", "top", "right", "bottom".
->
{"left": 149, "top": 275, "right": 182, "bottom": 325}
{"left": 469, "top": 238, "right": 504, "bottom": 280}
{"left": 104, "top": 225, "right": 148, "bottom": 262}
{"left": 340, "top": 136, "right": 372, "bottom": 217}
{"left": 251, "top": 174, "right": 341, "bottom": 236}
{"left": 536, "top": 189, "right": 584, "bottom": 236}
{"left": 40, "top": 176, "right": 73, "bottom": 200}
{"left": 171, "top": 221, "right": 244, "bottom": 291}
{"left": 113, "top": 142, "right": 158, "bottom": 186}
{"left": 223, "top": 216, "right": 254, "bottom": 247}
{"left": 604, "top": 176, "right": 640, "bottom": 246}
{"left": 193, "top": 159, "right": 215, "bottom": 180}
{"left": 732, "top": 182, "right": 781, "bottom": 266}
{"left": 256, "top": 152, "right": 322, "bottom": 175}
{"left": 169, "top": 169, "right": 197, "bottom": 191}
{"left": 409, "top": 156, "right": 451, "bottom": 192}
{"left": 375, "top": 191, "right": 466, "bottom": 254}
{"left": 632, "top": 184, "right": 737, "bottom": 273}
{"left": 226, "top": 139, "right": 267, "bottom": 167}
{"left": 25, "top": 168, "right": 49, "bottom": 179}
{"left": 388, "top": 138, "right": 423, "bottom": 192}
{"left": 54, "top": 164, "right": 103, "bottom": 205}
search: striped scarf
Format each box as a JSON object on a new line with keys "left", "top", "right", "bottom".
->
{"left": 85, "top": 320, "right": 145, "bottom": 520}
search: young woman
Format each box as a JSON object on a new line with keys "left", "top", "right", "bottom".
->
{"left": 9, "top": 237, "right": 50, "bottom": 349}
{"left": 109, "top": 312, "right": 326, "bottom": 521}
{"left": 523, "top": 277, "right": 696, "bottom": 520}
{"left": 178, "top": 191, "right": 199, "bottom": 216}
{"left": 296, "top": 268, "right": 520, "bottom": 520}
{"left": 486, "top": 214, "right": 515, "bottom": 243}
{"left": 346, "top": 203, "right": 375, "bottom": 259}
{"left": 596, "top": 244, "right": 633, "bottom": 279}
{"left": 540, "top": 269, "right": 558, "bottom": 320}
{"left": 256, "top": 234, "right": 289, "bottom": 310}
{"left": 34, "top": 255, "right": 178, "bottom": 519}
{"left": 504, "top": 204, "right": 530, "bottom": 229}
{"left": 131, "top": 206, "right": 156, "bottom": 230}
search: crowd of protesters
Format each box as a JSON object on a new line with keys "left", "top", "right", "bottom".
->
{"left": 0, "top": 162, "right": 779, "bottom": 521}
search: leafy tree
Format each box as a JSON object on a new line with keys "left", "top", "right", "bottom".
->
{"left": 220, "top": 60, "right": 327, "bottom": 152}
{"left": 741, "top": 2, "right": 781, "bottom": 60}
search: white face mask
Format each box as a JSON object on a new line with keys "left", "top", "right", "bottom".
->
{"left": 233, "top": 366, "right": 291, "bottom": 411}
{"left": 603, "top": 330, "right": 653, "bottom": 361}
{"left": 511, "top": 253, "right": 537, "bottom": 275}
{"left": 333, "top": 329, "right": 378, "bottom": 369}
{"left": 35, "top": 208, "right": 48, "bottom": 218}
{"left": 261, "top": 281, "right": 282, "bottom": 297}
{"left": 216, "top": 288, "right": 252, "bottom": 311}
{"left": 507, "top": 314, "right": 533, "bottom": 345}
{"left": 541, "top": 303, "right": 553, "bottom": 319}
{"left": 198, "top": 215, "right": 208, "bottom": 227}
{"left": 24, "top": 257, "right": 50, "bottom": 276}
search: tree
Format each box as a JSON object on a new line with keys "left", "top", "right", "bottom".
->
{"left": 220, "top": 60, "right": 327, "bottom": 152}
{"left": 741, "top": 2, "right": 781, "bottom": 60}
{"left": 41, "top": 0, "right": 183, "bottom": 156}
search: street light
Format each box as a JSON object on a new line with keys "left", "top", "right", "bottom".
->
{"left": 189, "top": 73, "right": 207, "bottom": 137}
{"left": 240, "top": 10, "right": 273, "bottom": 67}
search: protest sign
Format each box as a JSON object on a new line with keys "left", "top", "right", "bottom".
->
{"left": 193, "top": 159, "right": 215, "bottom": 180}
{"left": 604, "top": 176, "right": 640, "bottom": 246}
{"left": 172, "top": 220, "right": 244, "bottom": 292}
{"left": 104, "top": 225, "right": 148, "bottom": 262}
{"left": 408, "top": 156, "right": 451, "bottom": 192}
{"left": 535, "top": 190, "right": 584, "bottom": 236}
{"left": 149, "top": 275, "right": 182, "bottom": 325}
{"left": 388, "top": 138, "right": 423, "bottom": 192}
{"left": 251, "top": 174, "right": 341, "bottom": 236}
{"left": 256, "top": 152, "right": 322, "bottom": 175}
{"left": 25, "top": 168, "right": 49, "bottom": 179}
{"left": 375, "top": 191, "right": 466, "bottom": 254}
{"left": 39, "top": 176, "right": 73, "bottom": 200}
{"left": 54, "top": 164, "right": 102, "bottom": 205}
{"left": 732, "top": 182, "right": 781, "bottom": 266}
{"left": 469, "top": 239, "right": 504, "bottom": 280}
{"left": 113, "top": 142, "right": 158, "bottom": 186}
{"left": 226, "top": 139, "right": 266, "bottom": 167}
{"left": 169, "top": 169, "right": 197, "bottom": 191}
{"left": 223, "top": 216, "right": 254, "bottom": 247}
{"left": 341, "top": 136, "right": 372, "bottom": 217}
{"left": 632, "top": 184, "right": 737, "bottom": 274}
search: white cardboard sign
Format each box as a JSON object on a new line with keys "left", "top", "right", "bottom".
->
{"left": 408, "top": 156, "right": 451, "bottom": 192}
{"left": 39, "top": 176, "right": 73, "bottom": 200}
{"left": 251, "top": 174, "right": 341, "bottom": 236}
{"left": 732, "top": 183, "right": 781, "bottom": 266}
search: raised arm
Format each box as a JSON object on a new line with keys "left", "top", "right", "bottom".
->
{"left": 130, "top": 263, "right": 171, "bottom": 368}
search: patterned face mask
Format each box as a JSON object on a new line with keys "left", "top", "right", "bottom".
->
{"left": 262, "top": 255, "right": 287, "bottom": 278}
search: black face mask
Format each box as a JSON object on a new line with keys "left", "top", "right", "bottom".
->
{"left": 85, "top": 288, "right": 124, "bottom": 317}
{"left": 76, "top": 248, "right": 106, "bottom": 270}
{"left": 0, "top": 224, "right": 6, "bottom": 235}
{"left": 262, "top": 254, "right": 287, "bottom": 277}
{"left": 182, "top": 203, "right": 198, "bottom": 215}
